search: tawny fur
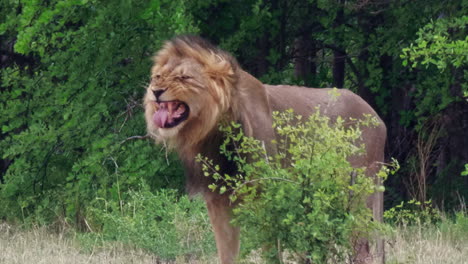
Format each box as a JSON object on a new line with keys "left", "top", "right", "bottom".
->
{"left": 144, "top": 35, "right": 386, "bottom": 264}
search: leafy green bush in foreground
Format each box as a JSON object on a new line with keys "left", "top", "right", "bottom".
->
{"left": 85, "top": 187, "right": 215, "bottom": 261}
{"left": 199, "top": 109, "right": 390, "bottom": 263}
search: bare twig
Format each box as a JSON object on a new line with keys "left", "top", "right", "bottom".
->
{"left": 83, "top": 218, "right": 94, "bottom": 233}
{"left": 261, "top": 141, "right": 270, "bottom": 164}
{"left": 159, "top": 140, "right": 170, "bottom": 165}
{"left": 404, "top": 118, "right": 443, "bottom": 204}
{"left": 120, "top": 135, "right": 149, "bottom": 144}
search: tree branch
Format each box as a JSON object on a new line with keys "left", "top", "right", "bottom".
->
{"left": 120, "top": 134, "right": 149, "bottom": 144}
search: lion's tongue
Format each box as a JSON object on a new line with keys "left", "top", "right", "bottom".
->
{"left": 153, "top": 108, "right": 169, "bottom": 128}
{"left": 153, "top": 101, "right": 180, "bottom": 128}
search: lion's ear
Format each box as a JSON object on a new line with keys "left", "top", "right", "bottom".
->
{"left": 234, "top": 71, "right": 277, "bottom": 156}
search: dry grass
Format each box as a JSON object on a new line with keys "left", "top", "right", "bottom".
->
{"left": 0, "top": 222, "right": 157, "bottom": 264}
{"left": 0, "top": 223, "right": 217, "bottom": 264}
{"left": 1, "top": 217, "right": 467, "bottom": 264}
{"left": 386, "top": 222, "right": 468, "bottom": 264}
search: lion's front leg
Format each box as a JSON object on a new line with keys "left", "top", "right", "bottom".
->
{"left": 204, "top": 194, "right": 240, "bottom": 264}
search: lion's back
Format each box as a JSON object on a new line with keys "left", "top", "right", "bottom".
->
{"left": 265, "top": 84, "right": 386, "bottom": 167}
{"left": 265, "top": 84, "right": 378, "bottom": 121}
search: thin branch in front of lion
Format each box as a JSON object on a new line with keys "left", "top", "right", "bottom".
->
{"left": 232, "top": 177, "right": 298, "bottom": 197}
{"left": 198, "top": 158, "right": 218, "bottom": 176}
{"left": 148, "top": 130, "right": 159, "bottom": 139}
{"left": 348, "top": 170, "right": 357, "bottom": 212}
{"left": 120, "top": 134, "right": 149, "bottom": 144}
{"left": 375, "top": 161, "right": 392, "bottom": 167}
{"left": 148, "top": 130, "right": 171, "bottom": 165}
{"left": 231, "top": 135, "right": 241, "bottom": 157}
{"left": 158, "top": 140, "right": 170, "bottom": 165}
{"left": 164, "top": 141, "right": 170, "bottom": 165}
{"left": 198, "top": 158, "right": 235, "bottom": 187}
{"left": 261, "top": 141, "right": 270, "bottom": 164}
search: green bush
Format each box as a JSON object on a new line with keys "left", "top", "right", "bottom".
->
{"left": 199, "top": 108, "right": 388, "bottom": 263}
{"left": 85, "top": 187, "right": 215, "bottom": 260}
{"left": 384, "top": 200, "right": 442, "bottom": 226}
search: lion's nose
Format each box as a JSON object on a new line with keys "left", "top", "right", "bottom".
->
{"left": 153, "top": 89, "right": 166, "bottom": 101}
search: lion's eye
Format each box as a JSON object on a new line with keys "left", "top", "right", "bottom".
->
{"left": 151, "top": 75, "right": 161, "bottom": 83}
{"left": 180, "top": 75, "right": 191, "bottom": 80}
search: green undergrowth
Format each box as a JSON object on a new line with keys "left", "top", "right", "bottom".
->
{"left": 2, "top": 187, "right": 216, "bottom": 262}
{"left": 80, "top": 188, "right": 216, "bottom": 261}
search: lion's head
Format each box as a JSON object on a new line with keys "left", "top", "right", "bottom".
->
{"left": 144, "top": 36, "right": 242, "bottom": 148}
{"left": 145, "top": 35, "right": 277, "bottom": 160}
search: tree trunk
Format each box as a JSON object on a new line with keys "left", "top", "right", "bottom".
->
{"left": 256, "top": 34, "right": 270, "bottom": 76}
{"left": 294, "top": 34, "right": 316, "bottom": 82}
{"left": 333, "top": 50, "right": 345, "bottom": 88}
{"left": 332, "top": 0, "right": 345, "bottom": 88}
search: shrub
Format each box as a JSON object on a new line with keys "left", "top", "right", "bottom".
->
{"left": 384, "top": 199, "right": 442, "bottom": 226}
{"left": 86, "top": 187, "right": 216, "bottom": 261}
{"left": 198, "top": 108, "right": 389, "bottom": 263}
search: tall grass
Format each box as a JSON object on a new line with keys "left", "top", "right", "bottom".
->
{"left": 0, "top": 221, "right": 218, "bottom": 264}
{"left": 386, "top": 213, "right": 468, "bottom": 264}
{"left": 0, "top": 189, "right": 219, "bottom": 264}
{"left": 0, "top": 223, "right": 159, "bottom": 264}
{"left": 1, "top": 210, "right": 466, "bottom": 264}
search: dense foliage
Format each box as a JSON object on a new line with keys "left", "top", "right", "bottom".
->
{"left": 0, "top": 0, "right": 194, "bottom": 225}
{"left": 0, "top": 0, "right": 466, "bottom": 260}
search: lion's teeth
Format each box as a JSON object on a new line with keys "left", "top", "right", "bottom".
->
{"left": 168, "top": 102, "right": 174, "bottom": 114}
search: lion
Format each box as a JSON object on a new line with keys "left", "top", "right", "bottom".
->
{"left": 144, "top": 35, "right": 386, "bottom": 264}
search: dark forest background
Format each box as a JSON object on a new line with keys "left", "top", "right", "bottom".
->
{"left": 0, "top": 0, "right": 466, "bottom": 230}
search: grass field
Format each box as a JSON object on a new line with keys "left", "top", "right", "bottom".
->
{"left": 0, "top": 223, "right": 217, "bottom": 264}
{"left": 386, "top": 220, "right": 468, "bottom": 264}
{"left": 1, "top": 215, "right": 467, "bottom": 264}
{"left": 0, "top": 223, "right": 157, "bottom": 264}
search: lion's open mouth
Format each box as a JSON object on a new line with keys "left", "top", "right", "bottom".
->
{"left": 153, "top": 100, "right": 190, "bottom": 128}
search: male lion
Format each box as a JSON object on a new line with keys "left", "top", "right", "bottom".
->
{"left": 144, "top": 35, "right": 386, "bottom": 264}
